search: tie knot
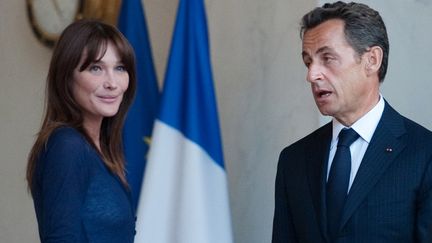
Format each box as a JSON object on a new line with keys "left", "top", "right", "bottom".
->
{"left": 337, "top": 128, "right": 359, "bottom": 147}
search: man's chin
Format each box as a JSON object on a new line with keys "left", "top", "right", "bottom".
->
{"left": 316, "top": 106, "right": 333, "bottom": 116}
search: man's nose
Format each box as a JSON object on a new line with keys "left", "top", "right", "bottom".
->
{"left": 306, "top": 63, "right": 324, "bottom": 83}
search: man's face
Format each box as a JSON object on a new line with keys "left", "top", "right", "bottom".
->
{"left": 302, "top": 19, "right": 379, "bottom": 126}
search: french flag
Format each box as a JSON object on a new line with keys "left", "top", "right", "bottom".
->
{"left": 134, "top": 0, "right": 234, "bottom": 242}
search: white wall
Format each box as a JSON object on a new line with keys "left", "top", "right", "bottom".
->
{"left": 365, "top": 0, "right": 432, "bottom": 129}
{"left": 1, "top": 1, "right": 431, "bottom": 243}
{"left": 207, "top": 1, "right": 320, "bottom": 242}
{"left": 206, "top": 1, "right": 318, "bottom": 242}
{"left": 0, "top": 0, "right": 49, "bottom": 242}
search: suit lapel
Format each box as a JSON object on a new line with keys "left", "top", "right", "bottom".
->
{"left": 306, "top": 122, "right": 332, "bottom": 242}
{"left": 340, "top": 102, "right": 407, "bottom": 229}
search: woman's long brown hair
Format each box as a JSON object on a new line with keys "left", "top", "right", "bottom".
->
{"left": 27, "top": 19, "right": 136, "bottom": 192}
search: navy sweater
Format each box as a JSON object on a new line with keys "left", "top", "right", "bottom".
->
{"left": 32, "top": 127, "right": 135, "bottom": 242}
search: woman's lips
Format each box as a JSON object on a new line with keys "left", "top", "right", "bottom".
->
{"left": 98, "top": 95, "right": 118, "bottom": 103}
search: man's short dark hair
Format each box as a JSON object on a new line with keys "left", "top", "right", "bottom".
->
{"left": 300, "top": 1, "right": 389, "bottom": 83}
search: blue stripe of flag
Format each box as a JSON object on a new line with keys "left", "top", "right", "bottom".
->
{"left": 119, "top": 0, "right": 159, "bottom": 209}
{"left": 158, "top": 0, "right": 224, "bottom": 168}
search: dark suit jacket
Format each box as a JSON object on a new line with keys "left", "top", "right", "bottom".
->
{"left": 272, "top": 102, "right": 432, "bottom": 243}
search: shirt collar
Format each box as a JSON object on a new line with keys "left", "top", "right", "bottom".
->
{"left": 331, "top": 95, "right": 385, "bottom": 146}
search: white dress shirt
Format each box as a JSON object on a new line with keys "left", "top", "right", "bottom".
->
{"left": 327, "top": 95, "right": 385, "bottom": 191}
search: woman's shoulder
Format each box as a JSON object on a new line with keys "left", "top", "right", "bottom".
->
{"left": 43, "top": 126, "right": 92, "bottom": 158}
{"left": 47, "top": 126, "right": 88, "bottom": 147}
{"left": 35, "top": 126, "right": 93, "bottom": 188}
{"left": 49, "top": 126, "right": 84, "bottom": 141}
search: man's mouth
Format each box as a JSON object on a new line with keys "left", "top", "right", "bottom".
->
{"left": 315, "top": 90, "right": 332, "bottom": 98}
{"left": 317, "top": 90, "right": 332, "bottom": 98}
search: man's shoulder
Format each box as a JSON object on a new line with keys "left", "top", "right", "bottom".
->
{"left": 280, "top": 122, "right": 331, "bottom": 155}
{"left": 402, "top": 116, "right": 432, "bottom": 136}
{"left": 381, "top": 103, "right": 432, "bottom": 156}
{"left": 383, "top": 102, "right": 432, "bottom": 140}
{"left": 401, "top": 116, "right": 432, "bottom": 149}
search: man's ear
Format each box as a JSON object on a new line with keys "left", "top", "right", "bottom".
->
{"left": 364, "top": 46, "right": 383, "bottom": 76}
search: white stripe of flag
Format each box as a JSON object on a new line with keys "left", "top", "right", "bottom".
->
{"left": 133, "top": 0, "right": 233, "bottom": 242}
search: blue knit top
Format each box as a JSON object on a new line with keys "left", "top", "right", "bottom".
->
{"left": 31, "top": 127, "right": 136, "bottom": 242}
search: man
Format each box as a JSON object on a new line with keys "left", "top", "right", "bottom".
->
{"left": 272, "top": 2, "right": 432, "bottom": 243}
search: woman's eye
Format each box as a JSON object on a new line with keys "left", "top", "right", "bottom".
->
{"left": 116, "top": 65, "right": 126, "bottom": 72}
{"left": 89, "top": 65, "right": 102, "bottom": 72}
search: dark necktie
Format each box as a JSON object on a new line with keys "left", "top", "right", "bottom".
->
{"left": 326, "top": 128, "right": 359, "bottom": 240}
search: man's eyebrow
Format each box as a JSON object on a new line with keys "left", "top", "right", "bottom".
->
{"left": 303, "top": 45, "right": 333, "bottom": 54}
{"left": 302, "top": 46, "right": 335, "bottom": 59}
{"left": 316, "top": 46, "right": 333, "bottom": 54}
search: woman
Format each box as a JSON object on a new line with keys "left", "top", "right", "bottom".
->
{"left": 27, "top": 19, "right": 137, "bottom": 242}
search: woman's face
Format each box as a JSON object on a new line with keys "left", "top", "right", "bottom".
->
{"left": 72, "top": 42, "right": 129, "bottom": 125}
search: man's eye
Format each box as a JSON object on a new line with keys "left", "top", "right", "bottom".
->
{"left": 323, "top": 56, "right": 335, "bottom": 64}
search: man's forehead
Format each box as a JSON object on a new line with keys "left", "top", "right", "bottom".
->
{"left": 302, "top": 20, "right": 348, "bottom": 54}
